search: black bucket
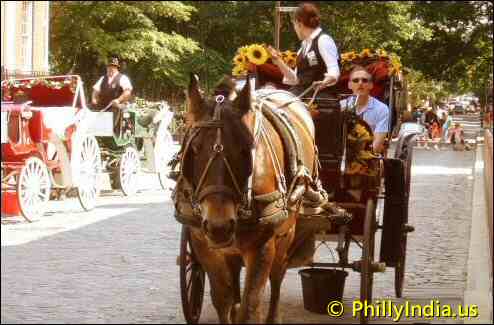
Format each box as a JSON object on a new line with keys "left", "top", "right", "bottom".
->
{"left": 299, "top": 268, "right": 348, "bottom": 314}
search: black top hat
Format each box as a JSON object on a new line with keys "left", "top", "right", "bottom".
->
{"left": 107, "top": 57, "right": 120, "bottom": 68}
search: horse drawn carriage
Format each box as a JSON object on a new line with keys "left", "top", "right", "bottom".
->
{"left": 86, "top": 98, "right": 174, "bottom": 196}
{"left": 1, "top": 75, "right": 101, "bottom": 222}
{"left": 172, "top": 48, "right": 422, "bottom": 323}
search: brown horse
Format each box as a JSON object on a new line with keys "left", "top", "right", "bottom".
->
{"left": 179, "top": 74, "right": 317, "bottom": 323}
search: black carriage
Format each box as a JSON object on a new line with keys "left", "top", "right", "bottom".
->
{"left": 174, "top": 49, "right": 422, "bottom": 323}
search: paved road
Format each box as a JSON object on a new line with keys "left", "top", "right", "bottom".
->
{"left": 1, "top": 116, "right": 484, "bottom": 323}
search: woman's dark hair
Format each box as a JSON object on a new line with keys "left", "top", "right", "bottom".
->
{"left": 294, "top": 2, "right": 320, "bottom": 29}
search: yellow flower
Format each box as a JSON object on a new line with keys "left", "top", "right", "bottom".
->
{"left": 377, "top": 49, "right": 388, "bottom": 58}
{"left": 346, "top": 162, "right": 363, "bottom": 175}
{"left": 341, "top": 51, "right": 357, "bottom": 62}
{"left": 238, "top": 46, "right": 250, "bottom": 57}
{"left": 232, "top": 65, "right": 248, "bottom": 77}
{"left": 285, "top": 57, "right": 297, "bottom": 68}
{"left": 359, "top": 48, "right": 374, "bottom": 58}
{"left": 282, "top": 50, "right": 297, "bottom": 61}
{"left": 233, "top": 54, "right": 247, "bottom": 65}
{"left": 246, "top": 44, "right": 270, "bottom": 65}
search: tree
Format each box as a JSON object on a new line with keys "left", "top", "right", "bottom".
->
{"left": 50, "top": 1, "right": 200, "bottom": 100}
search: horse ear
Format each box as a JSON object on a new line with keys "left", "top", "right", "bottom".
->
{"left": 187, "top": 73, "right": 203, "bottom": 116}
{"left": 234, "top": 76, "right": 251, "bottom": 116}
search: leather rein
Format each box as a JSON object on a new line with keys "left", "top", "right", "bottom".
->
{"left": 180, "top": 95, "right": 244, "bottom": 210}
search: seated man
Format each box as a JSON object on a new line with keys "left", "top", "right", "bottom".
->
{"left": 91, "top": 56, "right": 133, "bottom": 134}
{"left": 340, "top": 65, "right": 390, "bottom": 153}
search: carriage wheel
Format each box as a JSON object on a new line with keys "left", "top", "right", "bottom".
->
{"left": 115, "top": 146, "right": 140, "bottom": 196}
{"left": 77, "top": 135, "right": 102, "bottom": 211}
{"left": 180, "top": 225, "right": 206, "bottom": 324}
{"left": 360, "top": 198, "right": 376, "bottom": 324}
{"left": 395, "top": 143, "right": 413, "bottom": 298}
{"left": 17, "top": 157, "right": 51, "bottom": 222}
{"left": 155, "top": 122, "right": 174, "bottom": 190}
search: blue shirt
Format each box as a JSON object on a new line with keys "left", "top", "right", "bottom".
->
{"left": 340, "top": 96, "right": 390, "bottom": 133}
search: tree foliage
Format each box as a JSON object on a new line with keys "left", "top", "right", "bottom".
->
{"left": 50, "top": 1, "right": 492, "bottom": 104}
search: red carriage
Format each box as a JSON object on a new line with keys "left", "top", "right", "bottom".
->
{"left": 1, "top": 75, "right": 101, "bottom": 222}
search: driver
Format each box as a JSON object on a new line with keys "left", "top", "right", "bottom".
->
{"left": 341, "top": 65, "right": 390, "bottom": 153}
{"left": 267, "top": 2, "right": 340, "bottom": 97}
{"left": 91, "top": 57, "right": 133, "bottom": 134}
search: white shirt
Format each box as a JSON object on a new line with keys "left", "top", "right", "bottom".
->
{"left": 93, "top": 73, "right": 133, "bottom": 92}
{"left": 283, "top": 27, "right": 340, "bottom": 86}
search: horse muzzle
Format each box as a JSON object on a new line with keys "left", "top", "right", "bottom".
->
{"left": 202, "top": 218, "right": 236, "bottom": 248}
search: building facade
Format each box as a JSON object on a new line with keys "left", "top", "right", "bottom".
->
{"left": 1, "top": 1, "right": 50, "bottom": 77}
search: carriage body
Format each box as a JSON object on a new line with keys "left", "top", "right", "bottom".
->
{"left": 175, "top": 51, "right": 421, "bottom": 323}
{"left": 1, "top": 75, "right": 102, "bottom": 221}
{"left": 85, "top": 96, "right": 176, "bottom": 196}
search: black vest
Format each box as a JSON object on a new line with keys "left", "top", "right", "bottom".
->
{"left": 296, "top": 30, "right": 327, "bottom": 88}
{"left": 99, "top": 73, "right": 123, "bottom": 109}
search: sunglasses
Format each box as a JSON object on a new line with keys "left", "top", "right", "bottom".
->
{"left": 351, "top": 78, "right": 370, "bottom": 84}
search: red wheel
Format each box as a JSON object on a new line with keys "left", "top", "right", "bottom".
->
{"left": 180, "top": 226, "right": 205, "bottom": 324}
{"left": 360, "top": 198, "right": 376, "bottom": 324}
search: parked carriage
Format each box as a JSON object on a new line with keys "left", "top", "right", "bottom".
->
{"left": 1, "top": 75, "right": 101, "bottom": 222}
{"left": 86, "top": 98, "right": 175, "bottom": 196}
{"left": 173, "top": 50, "right": 422, "bottom": 323}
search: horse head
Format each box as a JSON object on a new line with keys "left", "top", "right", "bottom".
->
{"left": 183, "top": 73, "right": 254, "bottom": 248}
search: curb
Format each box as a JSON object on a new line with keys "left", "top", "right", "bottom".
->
{"left": 463, "top": 140, "right": 493, "bottom": 323}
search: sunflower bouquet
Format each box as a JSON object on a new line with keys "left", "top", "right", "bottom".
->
{"left": 231, "top": 44, "right": 298, "bottom": 76}
{"left": 340, "top": 48, "right": 402, "bottom": 77}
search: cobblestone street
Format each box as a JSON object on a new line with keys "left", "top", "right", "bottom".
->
{"left": 1, "top": 115, "right": 486, "bottom": 323}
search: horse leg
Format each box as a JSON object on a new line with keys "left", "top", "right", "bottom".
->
{"left": 236, "top": 237, "right": 276, "bottom": 323}
{"left": 266, "top": 227, "right": 295, "bottom": 323}
{"left": 226, "top": 255, "right": 242, "bottom": 323}
{"left": 189, "top": 232, "right": 236, "bottom": 323}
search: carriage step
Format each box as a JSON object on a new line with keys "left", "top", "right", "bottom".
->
{"left": 402, "top": 224, "right": 415, "bottom": 233}
{"left": 352, "top": 261, "right": 387, "bottom": 273}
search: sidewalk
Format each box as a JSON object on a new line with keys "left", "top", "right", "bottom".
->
{"left": 463, "top": 137, "right": 493, "bottom": 323}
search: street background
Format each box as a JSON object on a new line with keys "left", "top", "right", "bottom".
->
{"left": 1, "top": 114, "right": 489, "bottom": 323}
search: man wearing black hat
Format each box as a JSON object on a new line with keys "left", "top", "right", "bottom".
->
{"left": 91, "top": 57, "right": 133, "bottom": 134}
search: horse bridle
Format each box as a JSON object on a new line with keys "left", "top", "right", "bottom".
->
{"left": 180, "top": 95, "right": 244, "bottom": 210}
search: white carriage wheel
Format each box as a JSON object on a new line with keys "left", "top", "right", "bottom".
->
{"left": 119, "top": 146, "right": 140, "bottom": 196}
{"left": 17, "top": 157, "right": 51, "bottom": 221}
{"left": 77, "top": 135, "right": 102, "bottom": 211}
{"left": 155, "top": 122, "right": 174, "bottom": 190}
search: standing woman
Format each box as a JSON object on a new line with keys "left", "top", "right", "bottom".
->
{"left": 268, "top": 2, "right": 340, "bottom": 97}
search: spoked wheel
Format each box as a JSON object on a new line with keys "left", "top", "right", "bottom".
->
{"left": 180, "top": 226, "right": 206, "bottom": 324}
{"left": 154, "top": 122, "right": 174, "bottom": 190}
{"left": 360, "top": 197, "right": 376, "bottom": 324}
{"left": 76, "top": 135, "right": 102, "bottom": 211}
{"left": 17, "top": 157, "right": 51, "bottom": 222}
{"left": 115, "top": 146, "right": 140, "bottom": 196}
{"left": 395, "top": 142, "right": 414, "bottom": 298}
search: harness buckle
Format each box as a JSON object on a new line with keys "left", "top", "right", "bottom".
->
{"left": 215, "top": 95, "right": 225, "bottom": 103}
{"left": 213, "top": 143, "right": 224, "bottom": 153}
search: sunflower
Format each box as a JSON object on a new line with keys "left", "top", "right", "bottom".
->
{"left": 341, "top": 51, "right": 357, "bottom": 62}
{"left": 282, "top": 50, "right": 297, "bottom": 61}
{"left": 376, "top": 49, "right": 388, "bottom": 58}
{"left": 238, "top": 46, "right": 250, "bottom": 57}
{"left": 359, "top": 48, "right": 374, "bottom": 58}
{"left": 246, "top": 44, "right": 270, "bottom": 65}
{"left": 284, "top": 57, "right": 297, "bottom": 68}
{"left": 233, "top": 53, "right": 248, "bottom": 66}
{"left": 232, "top": 65, "right": 248, "bottom": 77}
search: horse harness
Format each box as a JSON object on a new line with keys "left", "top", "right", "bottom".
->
{"left": 173, "top": 94, "right": 349, "bottom": 231}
